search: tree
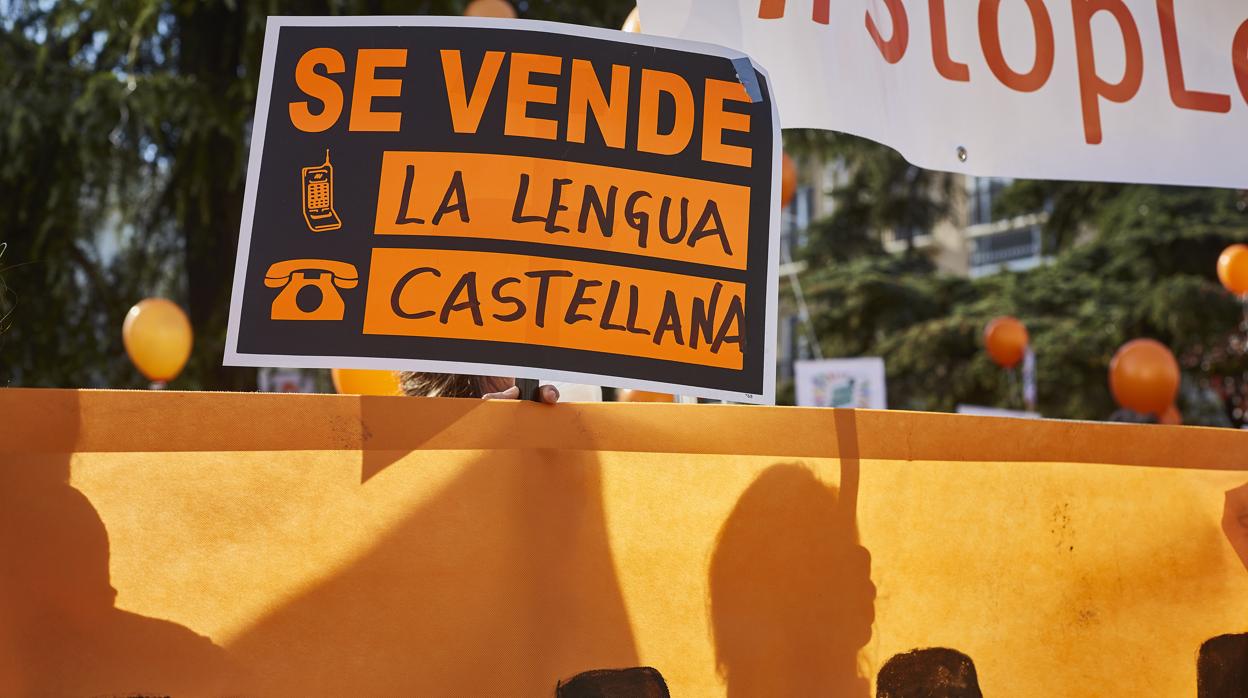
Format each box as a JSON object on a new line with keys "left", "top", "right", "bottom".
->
{"left": 789, "top": 149, "right": 1248, "bottom": 426}
{"left": 0, "top": 0, "right": 633, "bottom": 389}
{"left": 785, "top": 130, "right": 955, "bottom": 265}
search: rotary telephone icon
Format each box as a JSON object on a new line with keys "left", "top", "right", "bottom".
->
{"left": 265, "top": 259, "right": 358, "bottom": 321}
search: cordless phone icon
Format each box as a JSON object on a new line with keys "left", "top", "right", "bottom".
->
{"left": 301, "top": 149, "right": 342, "bottom": 232}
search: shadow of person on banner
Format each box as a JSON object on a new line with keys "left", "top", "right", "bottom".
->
{"left": 708, "top": 462, "right": 875, "bottom": 698}
{"left": 226, "top": 396, "right": 639, "bottom": 695}
{"left": 0, "top": 391, "right": 235, "bottom": 696}
{"left": 1195, "top": 481, "right": 1248, "bottom": 698}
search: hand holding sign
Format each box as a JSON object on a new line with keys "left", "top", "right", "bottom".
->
{"left": 483, "top": 383, "right": 560, "bottom": 404}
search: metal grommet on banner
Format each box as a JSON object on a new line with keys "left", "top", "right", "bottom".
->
{"left": 956, "top": 146, "right": 968, "bottom": 163}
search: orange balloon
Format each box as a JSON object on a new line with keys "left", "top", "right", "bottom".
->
{"left": 1217, "top": 243, "right": 1248, "bottom": 296}
{"left": 1158, "top": 404, "right": 1182, "bottom": 426}
{"left": 332, "top": 368, "right": 402, "bottom": 396}
{"left": 463, "top": 0, "right": 516, "bottom": 18}
{"left": 618, "top": 389, "right": 675, "bottom": 403}
{"left": 781, "top": 152, "right": 798, "bottom": 207}
{"left": 983, "top": 316, "right": 1029, "bottom": 368}
{"left": 122, "top": 298, "right": 193, "bottom": 382}
{"left": 622, "top": 7, "right": 641, "bottom": 32}
{"left": 1109, "top": 339, "right": 1180, "bottom": 416}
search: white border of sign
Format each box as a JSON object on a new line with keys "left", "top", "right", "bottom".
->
{"left": 956, "top": 405, "right": 1042, "bottom": 420}
{"left": 223, "top": 16, "right": 781, "bottom": 404}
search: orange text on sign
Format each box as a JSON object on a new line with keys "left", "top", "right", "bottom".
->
{"left": 362, "top": 248, "right": 745, "bottom": 370}
{"left": 287, "top": 48, "right": 755, "bottom": 166}
{"left": 373, "top": 151, "right": 749, "bottom": 271}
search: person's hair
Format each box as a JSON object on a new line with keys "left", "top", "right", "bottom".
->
{"left": 876, "top": 647, "right": 983, "bottom": 698}
{"left": 1198, "top": 634, "right": 1248, "bottom": 698}
{"left": 398, "top": 372, "right": 489, "bottom": 398}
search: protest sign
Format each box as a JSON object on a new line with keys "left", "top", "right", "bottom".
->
{"left": 224, "top": 17, "right": 780, "bottom": 403}
{"left": 794, "top": 357, "right": 887, "bottom": 409}
{"left": 636, "top": 0, "right": 1248, "bottom": 188}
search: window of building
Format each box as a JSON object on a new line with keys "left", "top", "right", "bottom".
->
{"left": 970, "top": 224, "right": 1043, "bottom": 276}
{"left": 968, "top": 177, "right": 1013, "bottom": 226}
{"left": 780, "top": 185, "right": 816, "bottom": 258}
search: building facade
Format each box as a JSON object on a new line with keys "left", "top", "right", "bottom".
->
{"left": 777, "top": 158, "right": 1048, "bottom": 392}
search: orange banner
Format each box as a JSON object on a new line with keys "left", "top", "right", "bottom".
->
{"left": 2, "top": 389, "right": 1248, "bottom": 696}
{"left": 373, "top": 151, "right": 750, "bottom": 270}
{"left": 362, "top": 247, "right": 746, "bottom": 369}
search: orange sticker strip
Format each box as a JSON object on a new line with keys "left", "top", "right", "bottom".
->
{"left": 362, "top": 248, "right": 746, "bottom": 369}
{"left": 373, "top": 151, "right": 751, "bottom": 271}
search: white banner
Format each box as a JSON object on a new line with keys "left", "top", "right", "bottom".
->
{"left": 636, "top": 0, "right": 1248, "bottom": 188}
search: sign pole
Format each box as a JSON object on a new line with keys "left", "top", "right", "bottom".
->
{"left": 516, "top": 377, "right": 541, "bottom": 403}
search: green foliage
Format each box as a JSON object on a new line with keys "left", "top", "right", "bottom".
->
{"left": 993, "top": 180, "right": 1125, "bottom": 252}
{"left": 786, "top": 130, "right": 955, "bottom": 265}
{"left": 792, "top": 168, "right": 1248, "bottom": 425}
{"left": 6, "top": 2, "right": 1245, "bottom": 426}
{"left": 0, "top": 0, "right": 632, "bottom": 389}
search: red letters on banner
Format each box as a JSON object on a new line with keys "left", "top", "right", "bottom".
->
{"left": 980, "top": 0, "right": 1054, "bottom": 93}
{"left": 1072, "top": 0, "right": 1143, "bottom": 145}
{"left": 1236, "top": 22, "right": 1248, "bottom": 105}
{"left": 929, "top": 0, "right": 970, "bottom": 81}
{"left": 759, "top": 0, "right": 830, "bottom": 25}
{"left": 759, "top": 0, "right": 1248, "bottom": 146}
{"left": 1156, "top": 0, "right": 1231, "bottom": 114}
{"left": 866, "top": 0, "right": 909, "bottom": 64}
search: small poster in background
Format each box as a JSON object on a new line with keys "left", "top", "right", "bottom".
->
{"left": 257, "top": 367, "right": 316, "bottom": 393}
{"left": 794, "top": 357, "right": 886, "bottom": 409}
